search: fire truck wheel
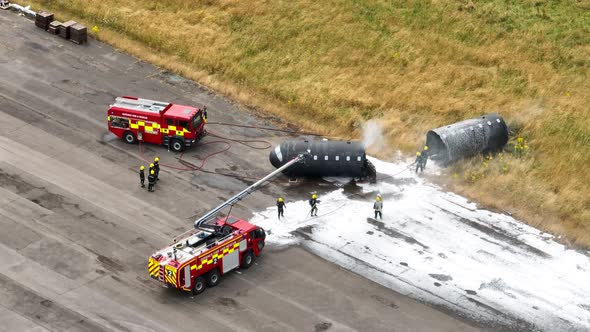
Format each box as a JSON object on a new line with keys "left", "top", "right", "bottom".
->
{"left": 240, "top": 250, "right": 254, "bottom": 269}
{"left": 192, "top": 276, "right": 206, "bottom": 295}
{"left": 123, "top": 131, "right": 136, "bottom": 144}
{"left": 206, "top": 269, "right": 221, "bottom": 287}
{"left": 170, "top": 139, "right": 185, "bottom": 152}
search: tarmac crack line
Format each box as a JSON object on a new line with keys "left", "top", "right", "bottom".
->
{"left": 56, "top": 273, "right": 111, "bottom": 296}
{"left": 0, "top": 136, "right": 172, "bottom": 243}
{"left": 0, "top": 272, "right": 112, "bottom": 332}
{"left": 0, "top": 301, "right": 55, "bottom": 332}
{"left": 234, "top": 274, "right": 357, "bottom": 332}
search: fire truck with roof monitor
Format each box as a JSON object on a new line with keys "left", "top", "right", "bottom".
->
{"left": 148, "top": 154, "right": 307, "bottom": 295}
{"left": 107, "top": 96, "right": 206, "bottom": 152}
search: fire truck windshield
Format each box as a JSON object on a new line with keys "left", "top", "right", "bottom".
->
{"left": 192, "top": 113, "right": 202, "bottom": 129}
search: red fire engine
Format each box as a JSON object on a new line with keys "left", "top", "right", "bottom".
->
{"left": 148, "top": 217, "right": 266, "bottom": 294}
{"left": 107, "top": 96, "right": 206, "bottom": 152}
{"left": 148, "top": 154, "right": 306, "bottom": 295}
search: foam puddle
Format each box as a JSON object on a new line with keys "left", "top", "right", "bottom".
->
{"left": 252, "top": 157, "right": 590, "bottom": 331}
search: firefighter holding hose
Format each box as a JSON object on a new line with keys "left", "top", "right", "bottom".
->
{"left": 309, "top": 194, "right": 320, "bottom": 217}
{"left": 277, "top": 197, "right": 286, "bottom": 219}
{"left": 421, "top": 146, "right": 429, "bottom": 168}
{"left": 415, "top": 152, "right": 424, "bottom": 173}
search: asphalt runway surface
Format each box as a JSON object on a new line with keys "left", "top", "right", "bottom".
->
{"left": 0, "top": 12, "right": 483, "bottom": 332}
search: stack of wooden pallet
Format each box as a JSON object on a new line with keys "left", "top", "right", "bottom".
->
{"left": 35, "top": 11, "right": 54, "bottom": 30}
{"left": 58, "top": 20, "right": 77, "bottom": 39}
{"left": 48, "top": 20, "right": 61, "bottom": 35}
{"left": 70, "top": 24, "right": 87, "bottom": 44}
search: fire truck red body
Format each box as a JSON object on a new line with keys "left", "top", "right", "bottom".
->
{"left": 148, "top": 217, "right": 266, "bottom": 294}
{"left": 107, "top": 96, "right": 206, "bottom": 152}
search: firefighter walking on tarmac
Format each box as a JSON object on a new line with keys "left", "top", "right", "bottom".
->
{"left": 277, "top": 197, "right": 286, "bottom": 219}
{"left": 154, "top": 157, "right": 160, "bottom": 181}
{"left": 148, "top": 170, "right": 156, "bottom": 192}
{"left": 309, "top": 194, "right": 320, "bottom": 217}
{"left": 139, "top": 165, "right": 145, "bottom": 188}
{"left": 373, "top": 194, "right": 383, "bottom": 220}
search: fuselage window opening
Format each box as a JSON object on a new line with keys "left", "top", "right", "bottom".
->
{"left": 313, "top": 155, "right": 318, "bottom": 160}
{"left": 324, "top": 156, "right": 329, "bottom": 161}
{"left": 346, "top": 156, "right": 350, "bottom": 161}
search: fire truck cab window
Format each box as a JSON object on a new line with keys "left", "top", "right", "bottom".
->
{"left": 250, "top": 228, "right": 265, "bottom": 239}
{"left": 179, "top": 120, "right": 189, "bottom": 129}
{"left": 109, "top": 116, "right": 129, "bottom": 129}
{"left": 166, "top": 118, "right": 174, "bottom": 126}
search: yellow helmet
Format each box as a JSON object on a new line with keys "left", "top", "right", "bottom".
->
{"left": 416, "top": 152, "right": 421, "bottom": 156}
{"left": 150, "top": 170, "right": 155, "bottom": 174}
{"left": 155, "top": 157, "right": 159, "bottom": 162}
{"left": 424, "top": 146, "right": 429, "bottom": 151}
{"left": 278, "top": 197, "right": 283, "bottom": 202}
{"left": 312, "top": 194, "right": 317, "bottom": 199}
{"left": 150, "top": 163, "right": 154, "bottom": 168}
{"left": 376, "top": 196, "right": 381, "bottom": 201}
{"left": 140, "top": 165, "right": 145, "bottom": 170}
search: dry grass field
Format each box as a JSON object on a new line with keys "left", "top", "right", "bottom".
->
{"left": 30, "top": 0, "right": 590, "bottom": 247}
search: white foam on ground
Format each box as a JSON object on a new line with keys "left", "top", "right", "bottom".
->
{"left": 252, "top": 157, "right": 590, "bottom": 331}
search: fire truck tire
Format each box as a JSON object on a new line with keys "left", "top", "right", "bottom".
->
{"left": 240, "top": 250, "right": 254, "bottom": 269}
{"left": 123, "top": 131, "right": 136, "bottom": 144}
{"left": 192, "top": 276, "right": 206, "bottom": 295}
{"left": 206, "top": 269, "right": 221, "bottom": 287}
{"left": 170, "top": 139, "right": 185, "bottom": 152}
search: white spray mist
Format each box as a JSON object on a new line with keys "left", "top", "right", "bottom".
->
{"left": 362, "top": 120, "right": 386, "bottom": 151}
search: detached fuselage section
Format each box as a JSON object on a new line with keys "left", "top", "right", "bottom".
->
{"left": 269, "top": 139, "right": 376, "bottom": 182}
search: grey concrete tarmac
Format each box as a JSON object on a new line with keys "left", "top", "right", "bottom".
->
{"left": 0, "top": 12, "right": 483, "bottom": 332}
